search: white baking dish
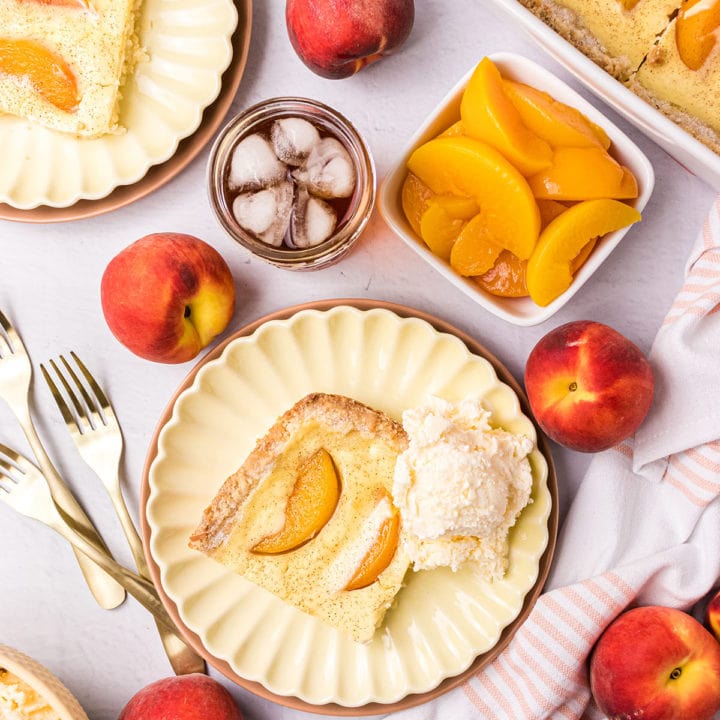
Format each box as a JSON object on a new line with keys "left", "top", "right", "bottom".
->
{"left": 490, "top": 0, "right": 720, "bottom": 190}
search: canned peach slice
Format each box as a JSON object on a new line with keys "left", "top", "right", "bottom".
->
{"left": 473, "top": 250, "right": 529, "bottom": 298}
{"left": 504, "top": 80, "right": 611, "bottom": 150}
{"left": 419, "top": 195, "right": 478, "bottom": 260}
{"left": 252, "top": 447, "right": 340, "bottom": 554}
{"left": 450, "top": 214, "right": 503, "bottom": 276}
{"left": 407, "top": 135, "right": 540, "bottom": 259}
{"left": 526, "top": 198, "right": 641, "bottom": 306}
{"left": 460, "top": 57, "right": 552, "bottom": 177}
{"left": 400, "top": 172, "right": 435, "bottom": 237}
{"left": 0, "top": 39, "right": 79, "bottom": 113}
{"left": 528, "top": 147, "right": 638, "bottom": 201}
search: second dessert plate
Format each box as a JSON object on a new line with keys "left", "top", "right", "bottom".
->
{"left": 141, "top": 299, "right": 557, "bottom": 713}
{"left": 0, "top": 0, "right": 247, "bottom": 215}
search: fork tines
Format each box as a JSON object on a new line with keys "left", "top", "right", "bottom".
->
{"left": 40, "top": 353, "right": 113, "bottom": 435}
{"left": 0, "top": 309, "right": 19, "bottom": 357}
{"left": 0, "top": 443, "right": 26, "bottom": 489}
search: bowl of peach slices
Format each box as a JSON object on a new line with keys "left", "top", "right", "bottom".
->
{"left": 379, "top": 52, "right": 654, "bottom": 326}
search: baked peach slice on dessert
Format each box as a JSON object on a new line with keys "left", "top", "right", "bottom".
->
{"left": 252, "top": 447, "right": 340, "bottom": 554}
{"left": 504, "top": 80, "right": 611, "bottom": 150}
{"left": 460, "top": 57, "right": 552, "bottom": 177}
{"left": 345, "top": 490, "right": 401, "bottom": 591}
{"left": 676, "top": 0, "right": 720, "bottom": 71}
{"left": 526, "top": 198, "right": 642, "bottom": 306}
{"left": 528, "top": 147, "right": 638, "bottom": 201}
{"left": 0, "top": 39, "right": 79, "bottom": 113}
{"left": 407, "top": 135, "right": 541, "bottom": 259}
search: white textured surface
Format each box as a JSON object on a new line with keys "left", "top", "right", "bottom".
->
{"left": 0, "top": 0, "right": 715, "bottom": 718}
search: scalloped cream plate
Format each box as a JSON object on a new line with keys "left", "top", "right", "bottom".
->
{"left": 0, "top": 0, "right": 237, "bottom": 209}
{"left": 143, "top": 303, "right": 555, "bottom": 710}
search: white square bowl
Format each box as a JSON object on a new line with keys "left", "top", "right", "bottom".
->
{"left": 379, "top": 52, "right": 654, "bottom": 327}
{"left": 490, "top": 0, "right": 720, "bottom": 191}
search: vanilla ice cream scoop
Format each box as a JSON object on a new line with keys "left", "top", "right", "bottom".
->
{"left": 392, "top": 396, "right": 534, "bottom": 576}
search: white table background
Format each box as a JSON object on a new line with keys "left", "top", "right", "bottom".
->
{"left": 0, "top": 1, "right": 715, "bottom": 718}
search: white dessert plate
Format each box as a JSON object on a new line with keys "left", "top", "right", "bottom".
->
{"left": 489, "top": 0, "right": 720, "bottom": 190}
{"left": 379, "top": 52, "right": 654, "bottom": 327}
{"left": 141, "top": 299, "right": 557, "bottom": 713}
{"left": 0, "top": 0, "right": 239, "bottom": 211}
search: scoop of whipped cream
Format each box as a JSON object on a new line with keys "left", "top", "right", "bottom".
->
{"left": 392, "top": 395, "right": 534, "bottom": 577}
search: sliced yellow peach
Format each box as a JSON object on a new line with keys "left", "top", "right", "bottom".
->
{"left": 537, "top": 198, "right": 570, "bottom": 229}
{"left": 676, "top": 0, "right": 720, "bottom": 71}
{"left": 345, "top": 494, "right": 400, "bottom": 591}
{"left": 526, "top": 198, "right": 642, "bottom": 306}
{"left": 460, "top": 57, "right": 552, "bottom": 177}
{"left": 252, "top": 448, "right": 340, "bottom": 554}
{"left": 528, "top": 147, "right": 638, "bottom": 201}
{"left": 418, "top": 195, "right": 479, "bottom": 260}
{"left": 439, "top": 120, "right": 465, "bottom": 138}
{"left": 450, "top": 214, "right": 503, "bottom": 275}
{"left": 419, "top": 203, "right": 465, "bottom": 260}
{"left": 504, "top": 80, "right": 611, "bottom": 150}
{"left": 473, "top": 250, "right": 529, "bottom": 297}
{"left": 407, "top": 136, "right": 541, "bottom": 259}
{"left": 0, "top": 39, "right": 79, "bottom": 113}
{"left": 401, "top": 172, "right": 435, "bottom": 236}
{"left": 571, "top": 237, "right": 597, "bottom": 273}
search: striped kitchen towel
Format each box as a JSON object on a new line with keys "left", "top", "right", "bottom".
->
{"left": 387, "top": 198, "right": 720, "bottom": 720}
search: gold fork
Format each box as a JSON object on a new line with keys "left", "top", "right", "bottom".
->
{"left": 0, "top": 443, "right": 176, "bottom": 633}
{"left": 41, "top": 353, "right": 206, "bottom": 676}
{"left": 0, "top": 310, "right": 124, "bottom": 609}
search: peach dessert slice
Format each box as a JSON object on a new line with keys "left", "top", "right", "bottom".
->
{"left": 419, "top": 194, "right": 479, "bottom": 260}
{"left": 504, "top": 79, "right": 611, "bottom": 149}
{"left": 676, "top": 0, "right": 720, "bottom": 71}
{"left": 460, "top": 57, "right": 552, "bottom": 176}
{"left": 252, "top": 447, "right": 340, "bottom": 554}
{"left": 189, "top": 393, "right": 410, "bottom": 644}
{"left": 407, "top": 135, "right": 540, "bottom": 259}
{"left": 0, "top": 38, "right": 79, "bottom": 113}
{"left": 526, "top": 198, "right": 641, "bottom": 306}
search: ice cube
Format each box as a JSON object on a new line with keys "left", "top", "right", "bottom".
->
{"left": 290, "top": 188, "right": 337, "bottom": 248}
{"left": 271, "top": 117, "right": 321, "bottom": 166}
{"left": 292, "top": 137, "right": 356, "bottom": 199}
{"left": 228, "top": 133, "right": 287, "bottom": 191}
{"left": 232, "top": 180, "right": 294, "bottom": 247}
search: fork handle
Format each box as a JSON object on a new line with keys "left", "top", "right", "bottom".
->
{"left": 46, "top": 513, "right": 180, "bottom": 636}
{"left": 109, "top": 483, "right": 206, "bottom": 675}
{"left": 19, "top": 411, "right": 127, "bottom": 610}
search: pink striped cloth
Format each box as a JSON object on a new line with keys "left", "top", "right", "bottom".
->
{"left": 389, "top": 196, "right": 720, "bottom": 720}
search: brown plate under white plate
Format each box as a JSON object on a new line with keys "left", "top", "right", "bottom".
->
{"left": 0, "top": 0, "right": 251, "bottom": 224}
{"left": 140, "top": 298, "right": 558, "bottom": 714}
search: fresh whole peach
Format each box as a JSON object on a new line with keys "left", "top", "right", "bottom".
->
{"left": 705, "top": 587, "right": 720, "bottom": 641}
{"left": 524, "top": 320, "right": 653, "bottom": 452}
{"left": 100, "top": 233, "right": 235, "bottom": 364}
{"left": 118, "top": 674, "right": 243, "bottom": 720}
{"left": 285, "top": 0, "right": 414, "bottom": 79}
{"left": 590, "top": 606, "right": 720, "bottom": 720}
